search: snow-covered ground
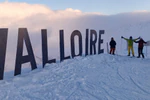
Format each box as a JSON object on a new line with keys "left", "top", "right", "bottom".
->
{"left": 0, "top": 54, "right": 150, "bottom": 100}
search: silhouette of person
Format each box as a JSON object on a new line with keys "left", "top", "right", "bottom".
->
{"left": 109, "top": 37, "right": 116, "bottom": 55}
{"left": 134, "top": 38, "right": 147, "bottom": 58}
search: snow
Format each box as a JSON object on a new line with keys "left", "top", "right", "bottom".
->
{"left": 0, "top": 54, "right": 150, "bottom": 100}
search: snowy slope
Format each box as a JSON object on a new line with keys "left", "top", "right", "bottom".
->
{"left": 0, "top": 54, "right": 150, "bottom": 100}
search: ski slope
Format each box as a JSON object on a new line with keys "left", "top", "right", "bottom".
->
{"left": 0, "top": 54, "right": 150, "bottom": 100}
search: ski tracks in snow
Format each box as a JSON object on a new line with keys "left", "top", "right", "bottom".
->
{"left": 0, "top": 54, "right": 150, "bottom": 100}
{"left": 129, "top": 76, "right": 150, "bottom": 94}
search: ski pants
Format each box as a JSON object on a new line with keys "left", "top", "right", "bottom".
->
{"left": 110, "top": 48, "right": 115, "bottom": 55}
{"left": 138, "top": 47, "right": 144, "bottom": 58}
{"left": 128, "top": 46, "right": 134, "bottom": 56}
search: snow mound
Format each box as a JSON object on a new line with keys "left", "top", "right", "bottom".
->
{"left": 0, "top": 54, "right": 150, "bottom": 100}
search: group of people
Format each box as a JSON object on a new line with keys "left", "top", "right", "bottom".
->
{"left": 109, "top": 36, "right": 147, "bottom": 58}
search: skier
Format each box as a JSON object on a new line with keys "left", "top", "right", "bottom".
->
{"left": 121, "top": 36, "right": 140, "bottom": 57}
{"left": 109, "top": 37, "right": 116, "bottom": 55}
{"left": 134, "top": 38, "right": 147, "bottom": 58}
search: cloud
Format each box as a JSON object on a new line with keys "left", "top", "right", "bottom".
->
{"left": 0, "top": 2, "right": 150, "bottom": 73}
{"left": 0, "top": 2, "right": 102, "bottom": 28}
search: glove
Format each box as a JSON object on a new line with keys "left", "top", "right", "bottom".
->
{"left": 121, "top": 36, "right": 123, "bottom": 38}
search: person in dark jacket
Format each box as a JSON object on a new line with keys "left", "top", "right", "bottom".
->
{"left": 109, "top": 37, "right": 116, "bottom": 55}
{"left": 134, "top": 38, "right": 147, "bottom": 58}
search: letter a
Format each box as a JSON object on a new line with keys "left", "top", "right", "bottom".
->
{"left": 14, "top": 28, "right": 37, "bottom": 76}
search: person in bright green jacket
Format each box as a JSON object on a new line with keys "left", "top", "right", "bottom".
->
{"left": 121, "top": 36, "right": 140, "bottom": 57}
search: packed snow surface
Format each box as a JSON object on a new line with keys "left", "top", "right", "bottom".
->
{"left": 0, "top": 54, "right": 150, "bottom": 100}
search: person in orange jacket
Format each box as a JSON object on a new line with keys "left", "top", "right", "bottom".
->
{"left": 134, "top": 38, "right": 147, "bottom": 58}
{"left": 121, "top": 36, "right": 140, "bottom": 57}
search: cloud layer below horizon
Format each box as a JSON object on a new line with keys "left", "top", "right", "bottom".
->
{"left": 1, "top": 2, "right": 150, "bottom": 72}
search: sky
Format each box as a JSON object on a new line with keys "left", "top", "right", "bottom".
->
{"left": 1, "top": 0, "right": 150, "bottom": 14}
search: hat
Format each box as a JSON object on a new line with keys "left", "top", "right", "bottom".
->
{"left": 129, "top": 36, "right": 132, "bottom": 39}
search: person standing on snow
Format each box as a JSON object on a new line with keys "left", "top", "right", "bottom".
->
{"left": 109, "top": 37, "right": 116, "bottom": 55}
{"left": 121, "top": 36, "right": 140, "bottom": 57}
{"left": 134, "top": 38, "right": 147, "bottom": 58}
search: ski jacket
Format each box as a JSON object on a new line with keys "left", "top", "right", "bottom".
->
{"left": 109, "top": 40, "right": 116, "bottom": 48}
{"left": 135, "top": 39, "right": 146, "bottom": 48}
{"left": 123, "top": 38, "right": 139, "bottom": 47}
